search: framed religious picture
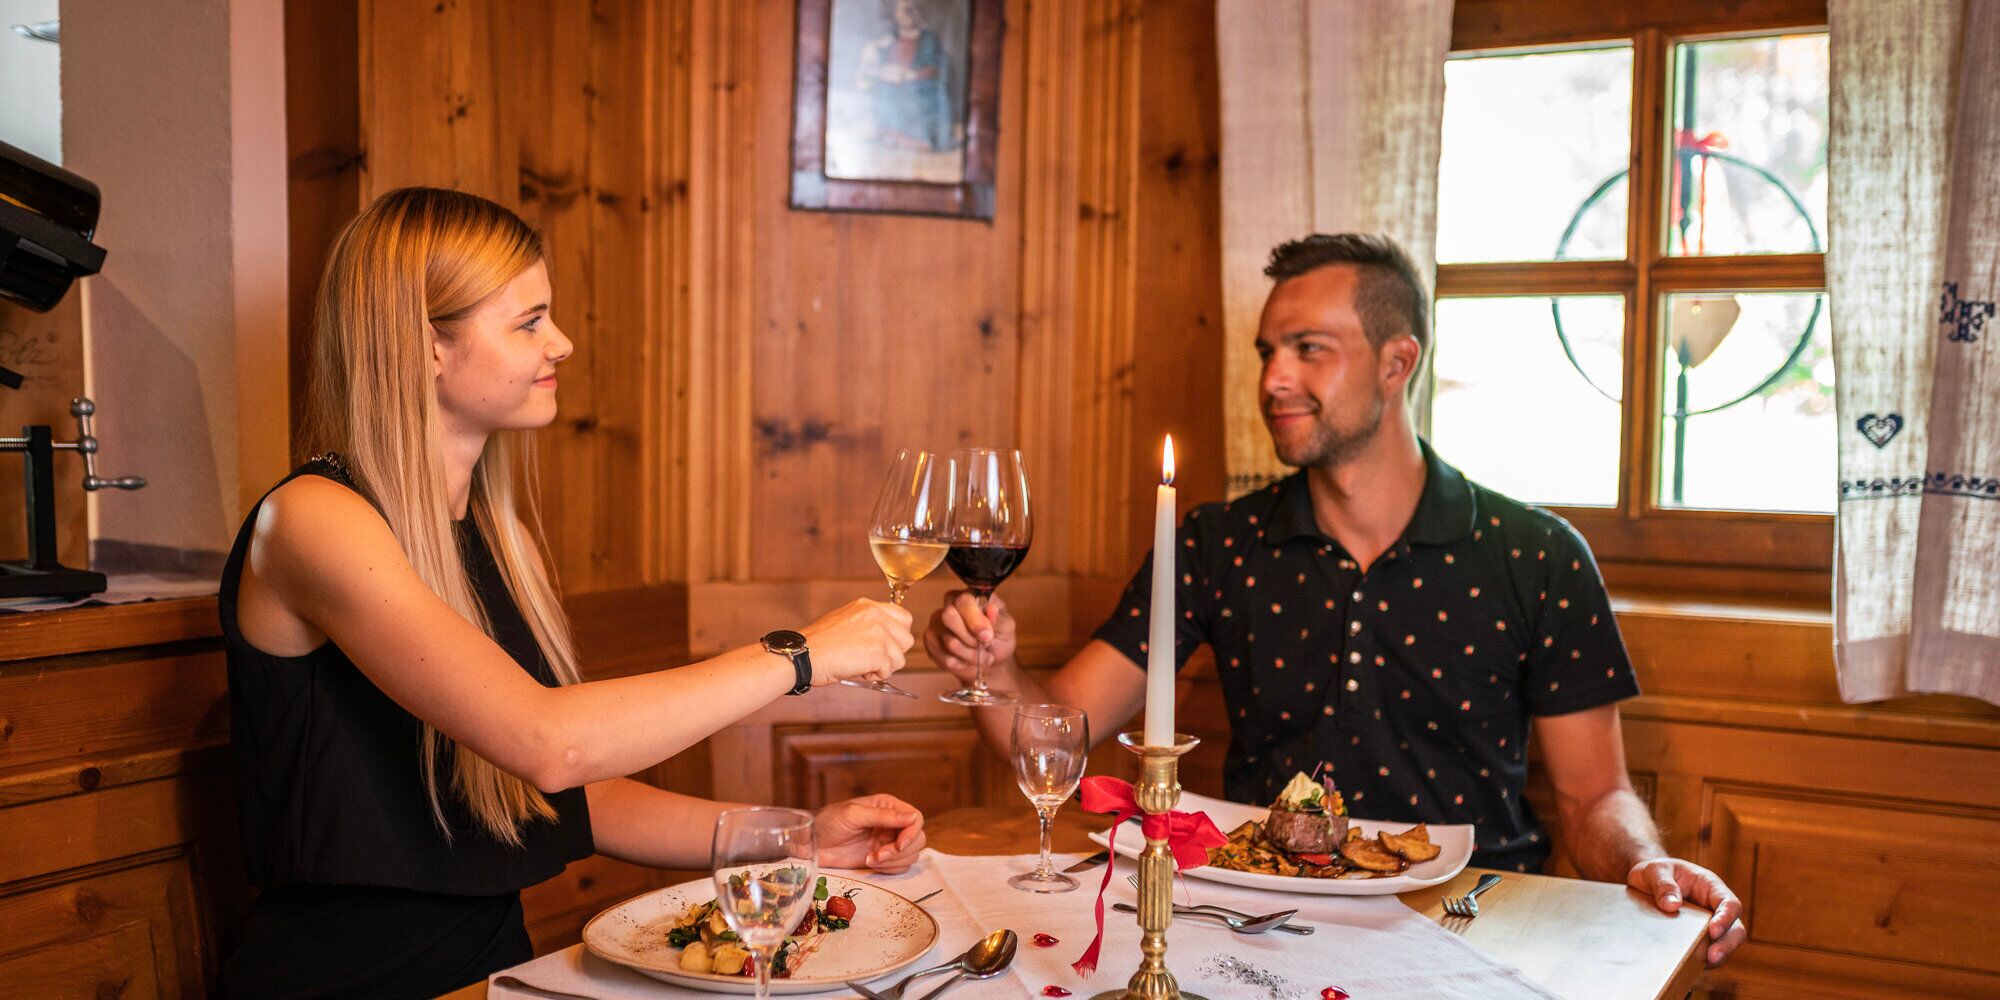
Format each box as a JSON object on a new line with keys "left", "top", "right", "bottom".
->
{"left": 790, "top": 0, "right": 1002, "bottom": 220}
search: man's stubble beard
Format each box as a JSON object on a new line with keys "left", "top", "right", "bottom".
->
{"left": 1271, "top": 383, "right": 1387, "bottom": 472}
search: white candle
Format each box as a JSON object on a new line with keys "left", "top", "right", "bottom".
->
{"left": 1144, "top": 435, "right": 1177, "bottom": 747}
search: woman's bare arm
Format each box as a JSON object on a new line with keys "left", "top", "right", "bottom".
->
{"left": 250, "top": 476, "right": 908, "bottom": 792}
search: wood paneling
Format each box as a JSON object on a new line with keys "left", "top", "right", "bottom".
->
{"left": 0, "top": 855, "right": 205, "bottom": 1000}
{"left": 1710, "top": 791, "right": 2000, "bottom": 978}
{"left": 743, "top": 0, "right": 1025, "bottom": 580}
{"left": 775, "top": 721, "right": 1012, "bottom": 816}
{"left": 290, "top": 0, "right": 667, "bottom": 595}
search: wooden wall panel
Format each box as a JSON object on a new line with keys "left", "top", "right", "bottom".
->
{"left": 294, "top": 0, "right": 666, "bottom": 595}
{"left": 1709, "top": 791, "right": 2000, "bottom": 979}
{"left": 0, "top": 855, "right": 204, "bottom": 999}
{"left": 775, "top": 721, "right": 1013, "bottom": 816}
{"left": 743, "top": 0, "right": 1027, "bottom": 582}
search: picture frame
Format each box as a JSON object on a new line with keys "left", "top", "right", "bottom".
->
{"left": 789, "top": 0, "right": 1002, "bottom": 220}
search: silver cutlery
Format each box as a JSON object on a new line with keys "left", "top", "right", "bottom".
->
{"left": 911, "top": 888, "right": 943, "bottom": 905}
{"left": 840, "top": 677, "right": 921, "bottom": 699}
{"left": 1062, "top": 850, "right": 1111, "bottom": 873}
{"left": 1113, "top": 900, "right": 1303, "bottom": 935}
{"left": 1122, "top": 874, "right": 1313, "bottom": 934}
{"left": 849, "top": 928, "right": 1015, "bottom": 1000}
{"left": 1442, "top": 873, "right": 1504, "bottom": 917}
{"left": 911, "top": 929, "right": 1018, "bottom": 999}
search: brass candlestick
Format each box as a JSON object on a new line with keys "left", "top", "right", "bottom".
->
{"left": 1089, "top": 732, "right": 1209, "bottom": 1000}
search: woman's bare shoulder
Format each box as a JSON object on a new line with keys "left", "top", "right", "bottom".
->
{"left": 249, "top": 474, "right": 405, "bottom": 590}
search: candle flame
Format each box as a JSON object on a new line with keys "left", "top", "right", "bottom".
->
{"left": 1162, "top": 435, "right": 1176, "bottom": 487}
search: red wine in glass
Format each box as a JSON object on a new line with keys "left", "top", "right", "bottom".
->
{"left": 940, "top": 448, "right": 1029, "bottom": 706}
{"left": 944, "top": 544, "right": 1029, "bottom": 596}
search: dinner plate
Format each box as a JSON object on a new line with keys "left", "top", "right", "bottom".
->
{"left": 582, "top": 873, "right": 939, "bottom": 994}
{"left": 1087, "top": 791, "right": 1475, "bottom": 896}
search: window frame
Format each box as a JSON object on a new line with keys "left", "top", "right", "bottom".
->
{"left": 1441, "top": 0, "right": 1832, "bottom": 594}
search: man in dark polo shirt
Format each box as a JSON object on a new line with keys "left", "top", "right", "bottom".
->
{"left": 923, "top": 233, "right": 1746, "bottom": 966}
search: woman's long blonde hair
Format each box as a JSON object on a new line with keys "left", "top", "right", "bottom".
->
{"left": 304, "top": 186, "right": 581, "bottom": 846}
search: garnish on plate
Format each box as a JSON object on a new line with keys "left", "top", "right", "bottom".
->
{"left": 1206, "top": 770, "right": 1439, "bottom": 879}
{"left": 664, "top": 876, "right": 861, "bottom": 978}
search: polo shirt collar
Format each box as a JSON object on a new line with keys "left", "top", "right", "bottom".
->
{"left": 1261, "top": 439, "right": 1476, "bottom": 548}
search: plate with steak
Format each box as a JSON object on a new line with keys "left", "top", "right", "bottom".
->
{"left": 1087, "top": 773, "right": 1473, "bottom": 896}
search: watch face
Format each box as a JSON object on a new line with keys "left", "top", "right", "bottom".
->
{"left": 763, "top": 629, "right": 808, "bottom": 653}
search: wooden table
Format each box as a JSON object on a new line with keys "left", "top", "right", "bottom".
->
{"left": 446, "top": 806, "right": 1709, "bottom": 1000}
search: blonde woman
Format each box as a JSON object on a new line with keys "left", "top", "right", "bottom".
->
{"left": 219, "top": 187, "right": 925, "bottom": 999}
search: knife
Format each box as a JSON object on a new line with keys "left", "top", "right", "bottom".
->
{"left": 1062, "top": 850, "right": 1111, "bottom": 873}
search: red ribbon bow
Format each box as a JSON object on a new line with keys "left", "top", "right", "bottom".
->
{"left": 1069, "top": 775, "right": 1228, "bottom": 976}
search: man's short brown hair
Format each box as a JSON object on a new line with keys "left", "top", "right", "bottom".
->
{"left": 1264, "top": 233, "right": 1430, "bottom": 354}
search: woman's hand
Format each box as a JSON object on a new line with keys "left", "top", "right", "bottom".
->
{"left": 802, "top": 599, "right": 915, "bottom": 685}
{"left": 922, "top": 591, "right": 1018, "bottom": 682}
{"left": 815, "top": 794, "right": 926, "bottom": 872}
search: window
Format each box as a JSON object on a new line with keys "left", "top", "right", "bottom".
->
{"left": 1432, "top": 2, "right": 1831, "bottom": 582}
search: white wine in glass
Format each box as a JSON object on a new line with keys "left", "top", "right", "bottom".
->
{"left": 711, "top": 807, "right": 817, "bottom": 1000}
{"left": 868, "top": 450, "right": 954, "bottom": 605}
{"left": 868, "top": 537, "right": 948, "bottom": 602}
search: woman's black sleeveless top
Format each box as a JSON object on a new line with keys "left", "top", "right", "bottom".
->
{"left": 216, "top": 455, "right": 590, "bottom": 998}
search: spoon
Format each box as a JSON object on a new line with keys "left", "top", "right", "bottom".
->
{"left": 849, "top": 928, "right": 1018, "bottom": 1000}
{"left": 1112, "top": 901, "right": 1305, "bottom": 935}
{"left": 910, "top": 928, "right": 1018, "bottom": 1000}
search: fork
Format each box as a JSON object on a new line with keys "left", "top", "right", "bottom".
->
{"left": 1112, "top": 901, "right": 1301, "bottom": 934}
{"left": 1442, "top": 873, "right": 1504, "bottom": 917}
{"left": 1122, "top": 874, "right": 1314, "bottom": 934}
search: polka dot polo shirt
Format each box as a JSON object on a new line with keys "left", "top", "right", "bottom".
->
{"left": 1092, "top": 441, "right": 1640, "bottom": 873}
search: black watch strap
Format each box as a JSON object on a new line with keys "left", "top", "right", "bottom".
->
{"left": 762, "top": 630, "right": 813, "bottom": 696}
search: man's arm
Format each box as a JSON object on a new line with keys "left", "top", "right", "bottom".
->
{"left": 1536, "top": 704, "right": 1747, "bottom": 966}
{"left": 923, "top": 592, "right": 1149, "bottom": 753}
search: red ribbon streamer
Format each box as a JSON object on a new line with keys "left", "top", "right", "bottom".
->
{"left": 1672, "top": 130, "right": 1729, "bottom": 255}
{"left": 1069, "top": 775, "right": 1228, "bottom": 976}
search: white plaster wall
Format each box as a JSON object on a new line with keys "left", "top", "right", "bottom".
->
{"left": 62, "top": 0, "right": 288, "bottom": 562}
{"left": 0, "top": 0, "right": 61, "bottom": 164}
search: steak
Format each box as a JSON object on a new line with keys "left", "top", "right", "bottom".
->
{"left": 1265, "top": 807, "right": 1347, "bottom": 854}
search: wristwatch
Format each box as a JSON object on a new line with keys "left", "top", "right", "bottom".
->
{"left": 761, "top": 629, "right": 813, "bottom": 696}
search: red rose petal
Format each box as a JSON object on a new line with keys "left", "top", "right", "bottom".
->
{"left": 1032, "top": 933, "right": 1061, "bottom": 948}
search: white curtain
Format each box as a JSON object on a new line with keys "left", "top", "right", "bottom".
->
{"left": 1215, "top": 0, "right": 1454, "bottom": 494}
{"left": 1832, "top": 0, "right": 2000, "bottom": 706}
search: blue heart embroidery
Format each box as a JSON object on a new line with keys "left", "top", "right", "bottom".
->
{"left": 1857, "top": 412, "right": 1903, "bottom": 449}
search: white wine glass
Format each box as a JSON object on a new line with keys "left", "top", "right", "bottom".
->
{"left": 939, "top": 448, "right": 1030, "bottom": 706}
{"left": 711, "top": 807, "right": 818, "bottom": 1000}
{"left": 1009, "top": 703, "right": 1088, "bottom": 892}
{"left": 869, "top": 450, "right": 954, "bottom": 606}
{"left": 848, "top": 450, "right": 953, "bottom": 699}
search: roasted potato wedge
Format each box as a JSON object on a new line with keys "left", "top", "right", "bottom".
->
{"left": 1339, "top": 835, "right": 1407, "bottom": 872}
{"left": 1380, "top": 825, "right": 1441, "bottom": 862}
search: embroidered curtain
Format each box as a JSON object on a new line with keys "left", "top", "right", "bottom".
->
{"left": 1831, "top": 0, "right": 2000, "bottom": 705}
{"left": 1215, "top": 0, "right": 1454, "bottom": 495}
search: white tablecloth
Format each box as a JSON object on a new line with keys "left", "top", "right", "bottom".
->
{"left": 489, "top": 850, "right": 1557, "bottom": 1000}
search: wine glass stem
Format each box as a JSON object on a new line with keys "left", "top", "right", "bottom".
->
{"left": 888, "top": 581, "right": 909, "bottom": 606}
{"left": 753, "top": 944, "right": 776, "bottom": 1000}
{"left": 1035, "top": 805, "right": 1057, "bottom": 877}
{"left": 972, "top": 594, "right": 990, "bottom": 693}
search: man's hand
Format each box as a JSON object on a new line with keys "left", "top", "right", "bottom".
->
{"left": 1627, "top": 857, "right": 1746, "bottom": 966}
{"left": 816, "top": 794, "right": 927, "bottom": 872}
{"left": 922, "top": 591, "right": 1019, "bottom": 682}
